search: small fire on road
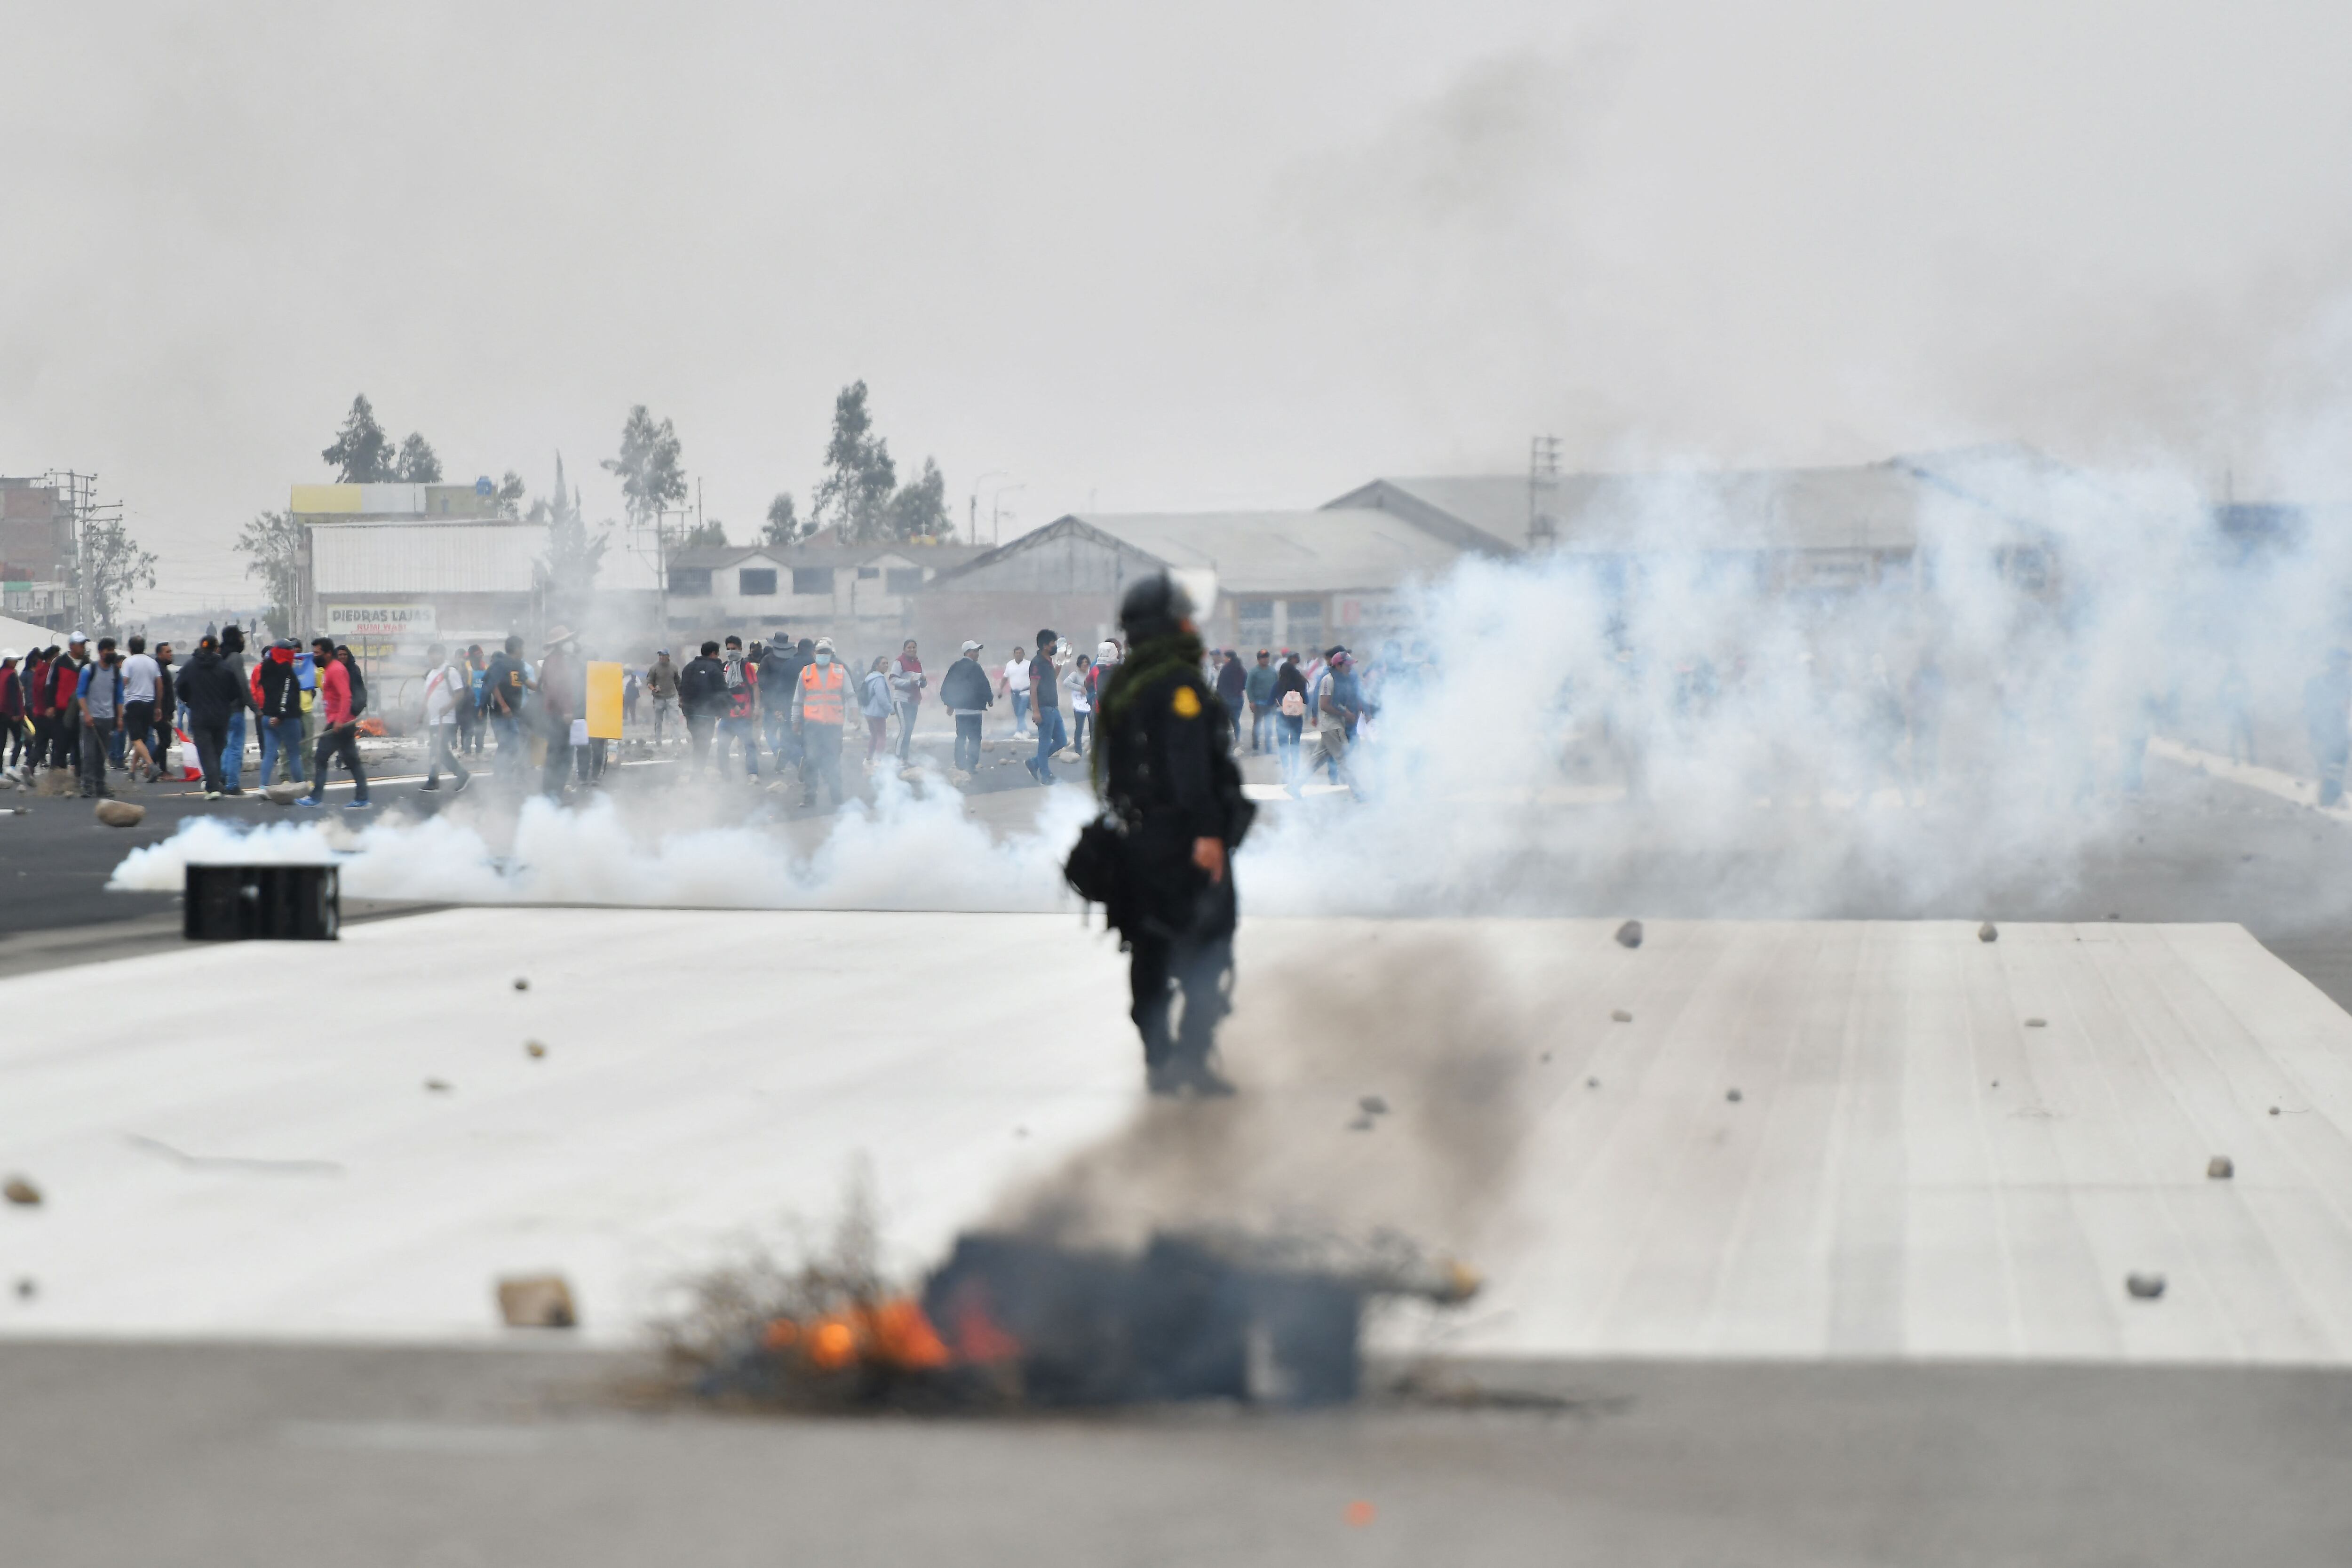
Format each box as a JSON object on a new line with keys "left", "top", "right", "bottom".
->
{"left": 682, "top": 1228, "right": 1479, "bottom": 1411}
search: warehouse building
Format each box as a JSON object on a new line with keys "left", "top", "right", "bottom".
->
{"left": 291, "top": 482, "right": 659, "bottom": 670}
{"left": 917, "top": 509, "right": 1460, "bottom": 656}
{"left": 1328, "top": 445, "right": 2065, "bottom": 595}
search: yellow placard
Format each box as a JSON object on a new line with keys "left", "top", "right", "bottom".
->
{"left": 586, "top": 661, "right": 624, "bottom": 740}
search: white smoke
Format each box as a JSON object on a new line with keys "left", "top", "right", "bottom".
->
{"left": 110, "top": 449, "right": 2352, "bottom": 918}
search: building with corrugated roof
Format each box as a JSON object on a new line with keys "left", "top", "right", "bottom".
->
{"left": 1328, "top": 445, "right": 2065, "bottom": 595}
{"left": 291, "top": 481, "right": 662, "bottom": 667}
{"left": 919, "top": 509, "right": 1459, "bottom": 655}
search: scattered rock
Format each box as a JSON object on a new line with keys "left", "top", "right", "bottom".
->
{"left": 1611, "top": 1008, "right": 1633, "bottom": 1023}
{"left": 1358, "top": 1095, "right": 1389, "bottom": 1115}
{"left": 1347, "top": 1115, "right": 1375, "bottom": 1132}
{"left": 1978, "top": 922, "right": 1998, "bottom": 943}
{"left": 2106, "top": 913, "right": 2120, "bottom": 921}
{"left": 2208, "top": 1155, "right": 2234, "bottom": 1179}
{"left": 3, "top": 1176, "right": 40, "bottom": 1206}
{"left": 496, "top": 1274, "right": 577, "bottom": 1329}
{"left": 13, "top": 1277, "right": 33, "bottom": 1300}
{"left": 1725, "top": 1088, "right": 1743, "bottom": 1103}
{"left": 898, "top": 766, "right": 924, "bottom": 783}
{"left": 262, "top": 781, "right": 307, "bottom": 804}
{"left": 2125, "top": 1272, "right": 2167, "bottom": 1300}
{"left": 2270, "top": 1105, "right": 2281, "bottom": 1116}
{"left": 2025, "top": 1018, "right": 2047, "bottom": 1028}
{"left": 92, "top": 799, "right": 145, "bottom": 828}
{"left": 35, "top": 769, "right": 74, "bottom": 797}
{"left": 512, "top": 977, "right": 530, "bottom": 991}
{"left": 424, "top": 1078, "right": 452, "bottom": 1093}
{"left": 1991, "top": 1079, "right": 2000, "bottom": 1088}
{"left": 525, "top": 1041, "right": 547, "bottom": 1059}
{"left": 1586, "top": 1076, "right": 1600, "bottom": 1089}
{"left": 1614, "top": 919, "right": 1643, "bottom": 949}
{"left": 1014, "top": 1126, "right": 1029, "bottom": 1139}
{"left": 1539, "top": 1051, "right": 1553, "bottom": 1063}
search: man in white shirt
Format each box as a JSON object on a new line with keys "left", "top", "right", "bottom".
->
{"left": 999, "top": 648, "right": 1033, "bottom": 738}
{"left": 419, "top": 642, "right": 472, "bottom": 794}
{"left": 117, "top": 635, "right": 163, "bottom": 781}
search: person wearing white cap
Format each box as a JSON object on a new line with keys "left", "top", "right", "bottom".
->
{"left": 940, "top": 640, "right": 993, "bottom": 775}
{"left": 789, "top": 636, "right": 848, "bottom": 808}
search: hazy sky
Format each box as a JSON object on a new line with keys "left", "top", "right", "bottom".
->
{"left": 5, "top": 0, "right": 2351, "bottom": 612}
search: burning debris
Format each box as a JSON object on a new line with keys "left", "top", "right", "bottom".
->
{"left": 675, "top": 1221, "right": 1478, "bottom": 1412}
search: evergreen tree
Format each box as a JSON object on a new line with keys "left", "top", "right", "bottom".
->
{"left": 810, "top": 381, "right": 898, "bottom": 543}
{"left": 321, "top": 395, "right": 394, "bottom": 482}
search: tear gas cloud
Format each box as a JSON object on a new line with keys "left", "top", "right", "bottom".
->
{"left": 110, "top": 452, "right": 2340, "bottom": 919}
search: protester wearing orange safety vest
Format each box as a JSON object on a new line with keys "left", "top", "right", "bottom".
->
{"left": 791, "top": 636, "right": 849, "bottom": 808}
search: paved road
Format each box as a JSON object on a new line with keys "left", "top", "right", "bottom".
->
{"left": 3, "top": 1340, "right": 2348, "bottom": 1566}
{"left": 11, "top": 745, "right": 2352, "bottom": 1562}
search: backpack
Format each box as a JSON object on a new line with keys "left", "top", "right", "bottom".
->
{"left": 344, "top": 662, "right": 368, "bottom": 718}
{"left": 1279, "top": 689, "right": 1304, "bottom": 718}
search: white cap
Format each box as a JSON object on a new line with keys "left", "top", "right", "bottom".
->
{"left": 814, "top": 637, "right": 835, "bottom": 654}
{"left": 0, "top": 648, "right": 17, "bottom": 663}
{"left": 67, "top": 630, "right": 87, "bottom": 644}
{"left": 961, "top": 640, "right": 981, "bottom": 653}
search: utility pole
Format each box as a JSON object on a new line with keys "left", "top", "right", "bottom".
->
{"left": 990, "top": 482, "right": 1025, "bottom": 548}
{"left": 1527, "top": 436, "right": 1561, "bottom": 551}
{"left": 969, "top": 470, "right": 1005, "bottom": 544}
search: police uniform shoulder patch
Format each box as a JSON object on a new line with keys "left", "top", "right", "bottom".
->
{"left": 1171, "top": 685, "right": 1201, "bottom": 718}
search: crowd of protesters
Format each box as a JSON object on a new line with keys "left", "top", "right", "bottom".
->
{"left": 0, "top": 623, "right": 391, "bottom": 805}
{"left": 0, "top": 613, "right": 1397, "bottom": 814}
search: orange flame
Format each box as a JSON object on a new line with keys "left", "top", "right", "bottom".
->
{"left": 763, "top": 1297, "right": 962, "bottom": 1374}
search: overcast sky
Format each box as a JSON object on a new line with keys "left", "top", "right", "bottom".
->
{"left": 5, "top": 0, "right": 2352, "bottom": 613}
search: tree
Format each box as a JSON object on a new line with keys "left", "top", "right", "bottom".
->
{"left": 321, "top": 394, "right": 441, "bottom": 484}
{"left": 393, "top": 432, "right": 443, "bottom": 483}
{"left": 762, "top": 492, "right": 802, "bottom": 546}
{"left": 84, "top": 515, "right": 159, "bottom": 635}
{"left": 321, "top": 395, "right": 394, "bottom": 482}
{"left": 602, "top": 405, "right": 686, "bottom": 526}
{"left": 532, "top": 454, "right": 609, "bottom": 622}
{"left": 494, "top": 470, "right": 527, "bottom": 518}
{"left": 680, "top": 518, "right": 728, "bottom": 548}
{"left": 235, "top": 510, "right": 305, "bottom": 637}
{"left": 886, "top": 457, "right": 954, "bottom": 543}
{"left": 810, "top": 381, "right": 898, "bottom": 543}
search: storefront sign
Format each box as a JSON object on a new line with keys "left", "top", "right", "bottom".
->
{"left": 326, "top": 604, "right": 437, "bottom": 640}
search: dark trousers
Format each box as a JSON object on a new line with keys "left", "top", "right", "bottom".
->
{"left": 48, "top": 714, "right": 75, "bottom": 772}
{"left": 310, "top": 724, "right": 368, "bottom": 801}
{"left": 798, "top": 721, "right": 844, "bottom": 805}
{"left": 541, "top": 720, "right": 574, "bottom": 797}
{"left": 427, "top": 723, "right": 469, "bottom": 786}
{"left": 78, "top": 720, "right": 113, "bottom": 796}
{"left": 953, "top": 713, "right": 982, "bottom": 772}
{"left": 191, "top": 717, "right": 229, "bottom": 795}
{"left": 1128, "top": 931, "right": 1232, "bottom": 1071}
{"left": 686, "top": 714, "right": 715, "bottom": 771}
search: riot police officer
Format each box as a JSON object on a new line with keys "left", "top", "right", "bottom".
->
{"left": 1091, "top": 574, "right": 1255, "bottom": 1096}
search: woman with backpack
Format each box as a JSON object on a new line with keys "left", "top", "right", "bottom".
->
{"left": 861, "top": 655, "right": 895, "bottom": 762}
{"left": 1273, "top": 651, "right": 1307, "bottom": 788}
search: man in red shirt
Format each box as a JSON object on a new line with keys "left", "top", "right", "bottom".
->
{"left": 296, "top": 639, "right": 372, "bottom": 809}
